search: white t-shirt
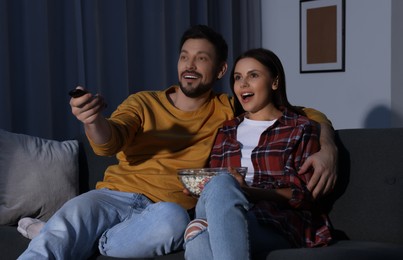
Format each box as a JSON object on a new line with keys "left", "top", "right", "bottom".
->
{"left": 237, "top": 117, "right": 276, "bottom": 185}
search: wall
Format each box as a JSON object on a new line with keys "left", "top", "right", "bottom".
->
{"left": 391, "top": 0, "right": 403, "bottom": 127}
{"left": 261, "top": 0, "right": 402, "bottom": 130}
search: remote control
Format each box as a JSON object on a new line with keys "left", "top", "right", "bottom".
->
{"left": 69, "top": 88, "right": 88, "bottom": 98}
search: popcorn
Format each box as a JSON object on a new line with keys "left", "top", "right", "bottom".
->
{"left": 179, "top": 174, "right": 215, "bottom": 196}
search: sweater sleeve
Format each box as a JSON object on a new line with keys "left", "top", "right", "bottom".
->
{"left": 302, "top": 107, "right": 333, "bottom": 127}
{"left": 88, "top": 94, "right": 143, "bottom": 156}
{"left": 288, "top": 122, "right": 320, "bottom": 209}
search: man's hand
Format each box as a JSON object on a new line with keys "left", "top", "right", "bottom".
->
{"left": 69, "top": 86, "right": 110, "bottom": 144}
{"left": 300, "top": 123, "right": 338, "bottom": 199}
{"left": 69, "top": 86, "right": 107, "bottom": 125}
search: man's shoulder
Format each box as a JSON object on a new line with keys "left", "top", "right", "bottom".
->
{"left": 126, "top": 88, "right": 167, "bottom": 102}
{"left": 212, "top": 92, "right": 234, "bottom": 105}
{"left": 300, "top": 107, "right": 332, "bottom": 127}
{"left": 130, "top": 89, "right": 161, "bottom": 96}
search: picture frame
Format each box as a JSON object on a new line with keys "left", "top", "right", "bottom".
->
{"left": 300, "top": 0, "right": 345, "bottom": 73}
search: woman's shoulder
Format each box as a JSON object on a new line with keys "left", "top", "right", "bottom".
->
{"left": 283, "top": 109, "right": 320, "bottom": 130}
{"left": 222, "top": 114, "right": 245, "bottom": 127}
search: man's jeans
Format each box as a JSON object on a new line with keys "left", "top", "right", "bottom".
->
{"left": 18, "top": 189, "right": 190, "bottom": 260}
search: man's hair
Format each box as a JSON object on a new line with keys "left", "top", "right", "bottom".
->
{"left": 179, "top": 25, "right": 228, "bottom": 64}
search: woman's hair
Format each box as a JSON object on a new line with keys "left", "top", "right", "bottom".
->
{"left": 230, "top": 48, "right": 305, "bottom": 116}
{"left": 179, "top": 25, "right": 228, "bottom": 65}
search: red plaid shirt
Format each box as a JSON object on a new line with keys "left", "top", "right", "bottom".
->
{"left": 209, "top": 109, "right": 332, "bottom": 247}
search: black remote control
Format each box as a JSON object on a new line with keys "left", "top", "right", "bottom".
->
{"left": 69, "top": 88, "right": 88, "bottom": 98}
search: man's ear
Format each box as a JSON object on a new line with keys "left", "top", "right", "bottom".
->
{"left": 217, "top": 62, "right": 228, "bottom": 80}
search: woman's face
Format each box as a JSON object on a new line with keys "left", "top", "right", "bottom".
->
{"left": 233, "top": 57, "right": 278, "bottom": 119}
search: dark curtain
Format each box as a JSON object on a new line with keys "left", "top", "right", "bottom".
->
{"left": 0, "top": 0, "right": 261, "bottom": 140}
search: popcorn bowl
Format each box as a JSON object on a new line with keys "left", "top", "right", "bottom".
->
{"left": 177, "top": 167, "right": 247, "bottom": 196}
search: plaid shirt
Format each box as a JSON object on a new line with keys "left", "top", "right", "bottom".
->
{"left": 209, "top": 109, "right": 332, "bottom": 247}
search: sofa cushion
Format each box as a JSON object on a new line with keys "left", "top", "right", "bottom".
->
{"left": 267, "top": 240, "right": 403, "bottom": 260}
{"left": 0, "top": 129, "right": 79, "bottom": 225}
{"left": 0, "top": 226, "right": 30, "bottom": 259}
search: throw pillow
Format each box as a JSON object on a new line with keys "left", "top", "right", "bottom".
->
{"left": 0, "top": 129, "right": 79, "bottom": 225}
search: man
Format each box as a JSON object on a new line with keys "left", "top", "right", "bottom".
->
{"left": 18, "top": 25, "right": 336, "bottom": 259}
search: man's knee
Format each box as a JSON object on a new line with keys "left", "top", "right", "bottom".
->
{"left": 99, "top": 202, "right": 190, "bottom": 257}
{"left": 149, "top": 202, "right": 190, "bottom": 225}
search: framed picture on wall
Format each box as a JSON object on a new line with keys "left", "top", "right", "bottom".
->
{"left": 300, "top": 0, "right": 345, "bottom": 73}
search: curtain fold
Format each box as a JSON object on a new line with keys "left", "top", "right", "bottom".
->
{"left": 0, "top": 0, "right": 261, "bottom": 140}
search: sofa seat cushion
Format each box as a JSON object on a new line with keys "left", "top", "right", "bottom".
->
{"left": 0, "top": 226, "right": 30, "bottom": 259}
{"left": 267, "top": 240, "right": 403, "bottom": 260}
{"left": 92, "top": 251, "right": 185, "bottom": 260}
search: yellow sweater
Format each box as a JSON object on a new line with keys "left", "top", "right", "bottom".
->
{"left": 91, "top": 86, "right": 331, "bottom": 209}
{"left": 92, "top": 86, "right": 234, "bottom": 209}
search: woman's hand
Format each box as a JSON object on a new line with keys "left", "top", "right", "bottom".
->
{"left": 228, "top": 167, "right": 248, "bottom": 188}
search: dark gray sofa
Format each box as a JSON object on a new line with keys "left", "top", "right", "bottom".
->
{"left": 1, "top": 128, "right": 403, "bottom": 260}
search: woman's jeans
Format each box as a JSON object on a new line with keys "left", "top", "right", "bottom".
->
{"left": 18, "top": 189, "right": 190, "bottom": 260}
{"left": 184, "top": 174, "right": 250, "bottom": 260}
{"left": 184, "top": 174, "right": 291, "bottom": 260}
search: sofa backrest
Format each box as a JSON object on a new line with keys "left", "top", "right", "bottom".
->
{"left": 77, "top": 128, "right": 403, "bottom": 245}
{"left": 326, "top": 128, "right": 403, "bottom": 245}
{"left": 77, "top": 135, "right": 118, "bottom": 193}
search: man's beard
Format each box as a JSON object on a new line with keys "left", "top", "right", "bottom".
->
{"left": 178, "top": 81, "right": 212, "bottom": 98}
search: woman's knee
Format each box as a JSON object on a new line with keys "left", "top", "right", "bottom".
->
{"left": 203, "top": 174, "right": 238, "bottom": 194}
{"left": 210, "top": 173, "right": 237, "bottom": 186}
{"left": 201, "top": 174, "right": 247, "bottom": 205}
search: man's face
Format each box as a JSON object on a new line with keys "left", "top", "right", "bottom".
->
{"left": 177, "top": 38, "right": 220, "bottom": 98}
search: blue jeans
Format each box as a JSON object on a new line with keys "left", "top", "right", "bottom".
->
{"left": 18, "top": 189, "right": 190, "bottom": 260}
{"left": 184, "top": 174, "right": 291, "bottom": 260}
{"left": 184, "top": 174, "right": 250, "bottom": 260}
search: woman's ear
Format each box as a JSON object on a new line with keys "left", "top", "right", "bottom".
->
{"left": 271, "top": 78, "right": 278, "bottom": 90}
{"left": 217, "top": 62, "right": 228, "bottom": 80}
{"left": 272, "top": 77, "right": 279, "bottom": 90}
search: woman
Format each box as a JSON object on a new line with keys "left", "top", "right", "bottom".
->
{"left": 184, "top": 48, "right": 332, "bottom": 260}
